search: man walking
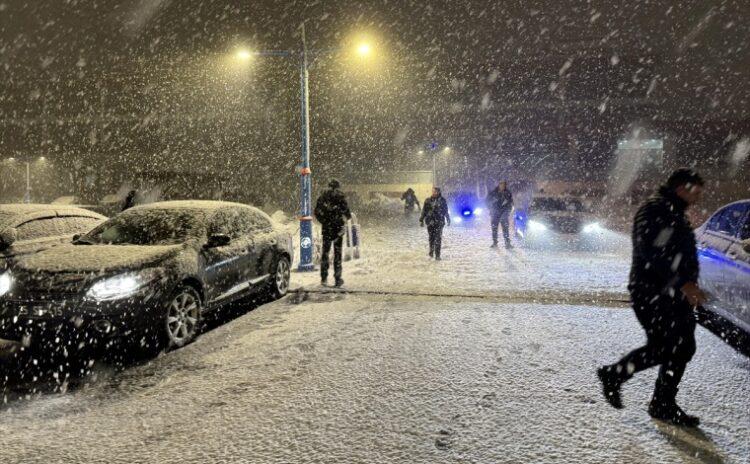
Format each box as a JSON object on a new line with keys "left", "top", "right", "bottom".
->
{"left": 314, "top": 179, "right": 352, "bottom": 287}
{"left": 420, "top": 187, "right": 450, "bottom": 260}
{"left": 486, "top": 181, "right": 514, "bottom": 249}
{"left": 597, "top": 168, "right": 706, "bottom": 427}
{"left": 401, "top": 188, "right": 421, "bottom": 215}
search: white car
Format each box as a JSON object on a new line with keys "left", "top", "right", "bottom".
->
{"left": 696, "top": 200, "right": 750, "bottom": 335}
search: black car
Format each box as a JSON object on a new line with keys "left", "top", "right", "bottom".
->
{"left": 0, "top": 204, "right": 106, "bottom": 269}
{"left": 0, "top": 201, "right": 293, "bottom": 353}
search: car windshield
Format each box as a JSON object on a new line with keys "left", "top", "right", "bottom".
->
{"left": 531, "top": 198, "right": 585, "bottom": 212}
{"left": 82, "top": 209, "right": 204, "bottom": 245}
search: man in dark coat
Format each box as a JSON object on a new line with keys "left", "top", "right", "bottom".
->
{"left": 597, "top": 168, "right": 706, "bottom": 427}
{"left": 401, "top": 188, "right": 421, "bottom": 215}
{"left": 420, "top": 187, "right": 450, "bottom": 260}
{"left": 314, "top": 179, "right": 352, "bottom": 287}
{"left": 122, "top": 190, "right": 137, "bottom": 212}
{"left": 486, "top": 181, "right": 514, "bottom": 249}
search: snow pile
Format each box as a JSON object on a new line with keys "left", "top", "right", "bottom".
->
{"left": 355, "top": 193, "right": 404, "bottom": 218}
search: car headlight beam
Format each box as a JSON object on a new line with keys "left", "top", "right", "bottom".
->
{"left": 528, "top": 220, "right": 548, "bottom": 232}
{"left": 583, "top": 222, "right": 604, "bottom": 234}
{"left": 85, "top": 269, "right": 161, "bottom": 301}
{"left": 0, "top": 272, "right": 12, "bottom": 297}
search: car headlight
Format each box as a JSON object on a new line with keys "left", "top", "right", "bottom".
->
{"left": 0, "top": 272, "right": 12, "bottom": 297}
{"left": 85, "top": 268, "right": 162, "bottom": 301}
{"left": 583, "top": 222, "right": 604, "bottom": 234}
{"left": 473, "top": 207, "right": 483, "bottom": 216}
{"left": 528, "top": 220, "right": 548, "bottom": 232}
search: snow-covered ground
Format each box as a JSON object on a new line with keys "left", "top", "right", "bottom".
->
{"left": 0, "top": 294, "right": 747, "bottom": 463}
{"left": 294, "top": 217, "right": 632, "bottom": 303}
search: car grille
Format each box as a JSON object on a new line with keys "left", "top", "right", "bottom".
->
{"left": 11, "top": 271, "right": 92, "bottom": 299}
{"left": 548, "top": 216, "right": 582, "bottom": 234}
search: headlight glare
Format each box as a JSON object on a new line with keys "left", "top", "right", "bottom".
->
{"left": 528, "top": 220, "right": 548, "bottom": 232}
{"left": 583, "top": 222, "right": 604, "bottom": 234}
{"left": 86, "top": 269, "right": 161, "bottom": 301}
{"left": 0, "top": 272, "right": 12, "bottom": 297}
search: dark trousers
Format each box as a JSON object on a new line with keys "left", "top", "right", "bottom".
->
{"left": 427, "top": 223, "right": 444, "bottom": 258}
{"left": 321, "top": 234, "right": 343, "bottom": 280}
{"left": 607, "top": 293, "right": 697, "bottom": 406}
{"left": 491, "top": 213, "right": 511, "bottom": 246}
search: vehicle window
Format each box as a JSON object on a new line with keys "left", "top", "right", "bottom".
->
{"left": 707, "top": 204, "right": 747, "bottom": 236}
{"left": 16, "top": 217, "right": 61, "bottom": 241}
{"left": 208, "top": 208, "right": 243, "bottom": 239}
{"left": 56, "top": 216, "right": 102, "bottom": 235}
{"left": 740, "top": 215, "right": 750, "bottom": 241}
{"left": 237, "top": 209, "right": 274, "bottom": 234}
{"left": 85, "top": 209, "right": 203, "bottom": 245}
{"left": 531, "top": 198, "right": 584, "bottom": 212}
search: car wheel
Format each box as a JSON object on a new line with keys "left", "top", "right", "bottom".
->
{"left": 164, "top": 285, "right": 202, "bottom": 349}
{"left": 268, "top": 255, "right": 291, "bottom": 299}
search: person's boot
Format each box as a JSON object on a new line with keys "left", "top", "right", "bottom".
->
{"left": 321, "top": 275, "right": 328, "bottom": 286}
{"left": 648, "top": 389, "right": 700, "bottom": 427}
{"left": 597, "top": 366, "right": 624, "bottom": 409}
{"left": 435, "top": 256, "right": 442, "bottom": 261}
{"left": 505, "top": 242, "right": 514, "bottom": 250}
{"left": 334, "top": 278, "right": 344, "bottom": 288}
{"left": 490, "top": 242, "right": 498, "bottom": 249}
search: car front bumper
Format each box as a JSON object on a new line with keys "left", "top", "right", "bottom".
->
{"left": 0, "top": 293, "right": 164, "bottom": 349}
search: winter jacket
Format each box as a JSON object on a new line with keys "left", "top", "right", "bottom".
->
{"left": 420, "top": 195, "right": 450, "bottom": 227}
{"left": 401, "top": 190, "right": 420, "bottom": 210}
{"left": 486, "top": 188, "right": 514, "bottom": 218}
{"left": 629, "top": 186, "right": 699, "bottom": 297}
{"left": 314, "top": 188, "right": 352, "bottom": 235}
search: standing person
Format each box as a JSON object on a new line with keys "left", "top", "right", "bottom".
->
{"left": 486, "top": 181, "right": 514, "bottom": 249}
{"left": 420, "top": 187, "right": 450, "bottom": 260}
{"left": 597, "top": 168, "right": 706, "bottom": 427}
{"left": 122, "top": 190, "right": 137, "bottom": 212}
{"left": 401, "top": 188, "right": 421, "bottom": 215}
{"left": 314, "top": 179, "right": 352, "bottom": 287}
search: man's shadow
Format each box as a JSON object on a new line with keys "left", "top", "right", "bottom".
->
{"left": 654, "top": 421, "right": 726, "bottom": 464}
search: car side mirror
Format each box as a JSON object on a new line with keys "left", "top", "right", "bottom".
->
{"left": 205, "top": 233, "right": 231, "bottom": 249}
{"left": 72, "top": 233, "right": 81, "bottom": 243}
{"left": 0, "top": 228, "right": 17, "bottom": 250}
{"left": 743, "top": 239, "right": 750, "bottom": 254}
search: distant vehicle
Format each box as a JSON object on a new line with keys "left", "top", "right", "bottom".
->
{"left": 696, "top": 200, "right": 750, "bottom": 336}
{"left": 516, "top": 196, "right": 603, "bottom": 238}
{"left": 0, "top": 204, "right": 106, "bottom": 268}
{"left": 446, "top": 191, "right": 484, "bottom": 225}
{"left": 0, "top": 201, "right": 293, "bottom": 354}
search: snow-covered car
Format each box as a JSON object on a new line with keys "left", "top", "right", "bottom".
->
{"left": 0, "top": 201, "right": 293, "bottom": 353}
{"left": 696, "top": 199, "right": 750, "bottom": 335}
{"left": 516, "top": 196, "right": 603, "bottom": 238}
{"left": 0, "top": 204, "right": 106, "bottom": 269}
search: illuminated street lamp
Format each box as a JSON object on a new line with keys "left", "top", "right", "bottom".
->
{"left": 233, "top": 27, "right": 376, "bottom": 271}
{"left": 5, "top": 156, "right": 45, "bottom": 203}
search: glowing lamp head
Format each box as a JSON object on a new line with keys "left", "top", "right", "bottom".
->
{"left": 235, "top": 49, "right": 253, "bottom": 61}
{"left": 356, "top": 43, "right": 372, "bottom": 57}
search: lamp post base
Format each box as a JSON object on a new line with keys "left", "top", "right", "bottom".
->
{"left": 297, "top": 263, "right": 316, "bottom": 272}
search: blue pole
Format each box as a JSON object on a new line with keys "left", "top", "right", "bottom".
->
{"left": 298, "top": 23, "right": 315, "bottom": 272}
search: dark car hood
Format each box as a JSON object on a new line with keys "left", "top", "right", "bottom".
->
{"left": 15, "top": 243, "right": 184, "bottom": 274}
{"left": 1, "top": 236, "right": 71, "bottom": 260}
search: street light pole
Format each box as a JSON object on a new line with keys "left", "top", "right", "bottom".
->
{"left": 297, "top": 23, "right": 315, "bottom": 272}
{"left": 24, "top": 161, "right": 31, "bottom": 204}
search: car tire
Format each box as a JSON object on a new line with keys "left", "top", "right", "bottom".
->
{"left": 267, "top": 255, "right": 291, "bottom": 300}
{"left": 163, "top": 285, "right": 203, "bottom": 349}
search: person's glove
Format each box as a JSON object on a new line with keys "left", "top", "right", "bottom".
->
{"left": 420, "top": 220, "right": 424, "bottom": 227}
{"left": 446, "top": 221, "right": 450, "bottom": 227}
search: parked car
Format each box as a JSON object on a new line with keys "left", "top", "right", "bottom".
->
{"left": 515, "top": 196, "right": 603, "bottom": 238}
{"left": 696, "top": 200, "right": 750, "bottom": 335}
{"left": 0, "top": 201, "right": 293, "bottom": 354}
{"left": 0, "top": 204, "right": 106, "bottom": 269}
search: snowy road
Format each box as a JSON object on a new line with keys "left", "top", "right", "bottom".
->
{"left": 1, "top": 219, "right": 749, "bottom": 463}
{"left": 1, "top": 293, "right": 748, "bottom": 463}
{"left": 296, "top": 218, "right": 632, "bottom": 302}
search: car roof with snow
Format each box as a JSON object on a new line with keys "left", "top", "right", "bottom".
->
{"left": 119, "top": 201, "right": 278, "bottom": 229}
{"left": 0, "top": 204, "right": 106, "bottom": 230}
